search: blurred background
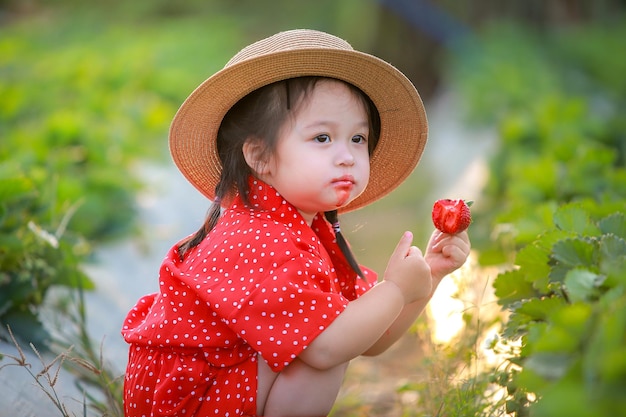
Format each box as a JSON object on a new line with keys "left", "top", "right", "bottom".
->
{"left": 1, "top": 1, "right": 625, "bottom": 416}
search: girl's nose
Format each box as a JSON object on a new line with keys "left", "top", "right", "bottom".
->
{"left": 336, "top": 142, "right": 355, "bottom": 166}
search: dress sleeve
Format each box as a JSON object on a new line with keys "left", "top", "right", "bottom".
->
{"left": 354, "top": 265, "right": 377, "bottom": 296}
{"left": 223, "top": 255, "right": 349, "bottom": 372}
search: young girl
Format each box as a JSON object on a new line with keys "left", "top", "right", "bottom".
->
{"left": 122, "top": 29, "right": 470, "bottom": 417}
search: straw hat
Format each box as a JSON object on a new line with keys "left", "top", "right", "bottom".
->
{"left": 169, "top": 29, "right": 428, "bottom": 213}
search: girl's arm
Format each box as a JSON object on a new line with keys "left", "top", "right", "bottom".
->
{"left": 364, "top": 229, "right": 471, "bottom": 356}
{"left": 361, "top": 294, "right": 432, "bottom": 356}
{"left": 298, "top": 232, "right": 433, "bottom": 370}
{"left": 299, "top": 230, "right": 471, "bottom": 367}
{"left": 298, "top": 280, "right": 414, "bottom": 369}
{"left": 257, "top": 278, "right": 414, "bottom": 415}
{"left": 259, "top": 357, "right": 349, "bottom": 416}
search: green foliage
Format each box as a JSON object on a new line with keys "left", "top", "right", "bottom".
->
{"left": 0, "top": 173, "right": 94, "bottom": 347}
{"left": 449, "top": 19, "right": 626, "bottom": 417}
{"left": 0, "top": 11, "right": 244, "bottom": 344}
{"left": 448, "top": 22, "right": 626, "bottom": 263}
{"left": 0, "top": 15, "right": 242, "bottom": 241}
{"left": 495, "top": 208, "right": 626, "bottom": 416}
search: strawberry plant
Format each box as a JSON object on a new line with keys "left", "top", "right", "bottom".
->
{"left": 492, "top": 205, "right": 626, "bottom": 416}
{"left": 447, "top": 19, "right": 626, "bottom": 417}
{"left": 448, "top": 22, "right": 626, "bottom": 265}
{"left": 0, "top": 174, "right": 94, "bottom": 347}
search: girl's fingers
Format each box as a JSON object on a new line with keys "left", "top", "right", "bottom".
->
{"left": 441, "top": 244, "right": 468, "bottom": 262}
{"left": 406, "top": 245, "right": 422, "bottom": 258}
{"left": 391, "top": 231, "right": 414, "bottom": 260}
{"left": 431, "top": 231, "right": 470, "bottom": 252}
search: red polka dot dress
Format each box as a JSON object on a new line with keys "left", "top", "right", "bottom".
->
{"left": 121, "top": 179, "right": 377, "bottom": 416}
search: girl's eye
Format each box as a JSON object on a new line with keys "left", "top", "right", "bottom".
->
{"left": 352, "top": 134, "right": 367, "bottom": 144}
{"left": 314, "top": 134, "right": 331, "bottom": 143}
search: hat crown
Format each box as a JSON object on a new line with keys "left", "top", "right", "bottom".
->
{"left": 226, "top": 29, "right": 354, "bottom": 68}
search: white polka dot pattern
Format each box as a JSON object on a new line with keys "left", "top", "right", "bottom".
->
{"left": 121, "top": 179, "right": 377, "bottom": 416}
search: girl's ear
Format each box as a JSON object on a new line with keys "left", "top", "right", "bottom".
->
{"left": 242, "top": 138, "right": 271, "bottom": 176}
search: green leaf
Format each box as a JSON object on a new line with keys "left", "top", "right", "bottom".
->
{"left": 494, "top": 269, "right": 538, "bottom": 306}
{"left": 0, "top": 177, "right": 34, "bottom": 202}
{"left": 550, "top": 238, "right": 599, "bottom": 283}
{"left": 0, "top": 232, "right": 24, "bottom": 257}
{"left": 516, "top": 243, "right": 551, "bottom": 293}
{"left": 585, "top": 293, "right": 626, "bottom": 381}
{"left": 0, "top": 310, "right": 51, "bottom": 350}
{"left": 534, "top": 229, "right": 574, "bottom": 252}
{"left": 564, "top": 269, "right": 603, "bottom": 302}
{"left": 598, "top": 234, "right": 626, "bottom": 285}
{"left": 532, "top": 326, "right": 580, "bottom": 354}
{"left": 523, "top": 352, "right": 573, "bottom": 380}
{"left": 553, "top": 204, "right": 600, "bottom": 236}
{"left": 517, "top": 297, "right": 566, "bottom": 321}
{"left": 522, "top": 302, "right": 592, "bottom": 355}
{"left": 552, "top": 238, "right": 597, "bottom": 269}
{"left": 598, "top": 212, "right": 626, "bottom": 240}
{"left": 502, "top": 309, "right": 532, "bottom": 340}
{"left": 55, "top": 265, "right": 94, "bottom": 290}
{"left": 528, "top": 378, "right": 599, "bottom": 417}
{"left": 550, "top": 302, "right": 593, "bottom": 341}
{"left": 600, "top": 233, "right": 626, "bottom": 259}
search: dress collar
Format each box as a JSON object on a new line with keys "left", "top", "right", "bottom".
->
{"left": 230, "top": 177, "right": 320, "bottom": 226}
{"left": 227, "top": 177, "right": 362, "bottom": 298}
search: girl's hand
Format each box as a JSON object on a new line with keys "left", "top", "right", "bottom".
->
{"left": 383, "top": 232, "right": 432, "bottom": 304}
{"left": 424, "top": 230, "right": 471, "bottom": 283}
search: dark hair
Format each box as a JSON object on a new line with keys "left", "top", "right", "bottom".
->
{"left": 178, "top": 76, "right": 381, "bottom": 278}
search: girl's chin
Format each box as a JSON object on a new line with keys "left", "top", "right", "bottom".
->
{"left": 295, "top": 195, "right": 359, "bottom": 215}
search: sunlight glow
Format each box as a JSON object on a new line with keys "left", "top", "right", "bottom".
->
{"left": 428, "top": 271, "right": 466, "bottom": 344}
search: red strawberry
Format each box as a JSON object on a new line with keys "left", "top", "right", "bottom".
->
{"left": 431, "top": 199, "right": 472, "bottom": 234}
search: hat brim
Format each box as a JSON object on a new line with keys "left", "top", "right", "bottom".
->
{"left": 169, "top": 48, "right": 428, "bottom": 213}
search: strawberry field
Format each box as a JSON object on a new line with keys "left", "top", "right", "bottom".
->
{"left": 1, "top": 2, "right": 625, "bottom": 416}
{"left": 443, "top": 21, "right": 626, "bottom": 417}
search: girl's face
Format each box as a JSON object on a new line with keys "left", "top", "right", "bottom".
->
{"left": 255, "top": 79, "right": 371, "bottom": 224}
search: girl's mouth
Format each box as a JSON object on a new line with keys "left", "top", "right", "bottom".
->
{"left": 332, "top": 176, "right": 355, "bottom": 206}
{"left": 332, "top": 175, "right": 355, "bottom": 188}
